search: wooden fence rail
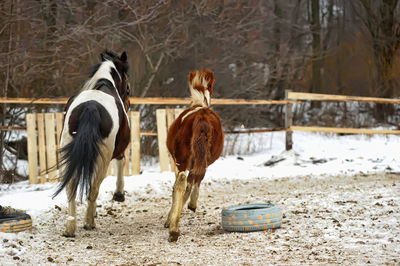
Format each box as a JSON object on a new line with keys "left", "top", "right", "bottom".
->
{"left": 0, "top": 97, "right": 297, "bottom": 105}
{"left": 287, "top": 92, "right": 400, "bottom": 104}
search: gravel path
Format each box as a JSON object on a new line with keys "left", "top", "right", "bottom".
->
{"left": 3, "top": 173, "right": 400, "bottom": 265}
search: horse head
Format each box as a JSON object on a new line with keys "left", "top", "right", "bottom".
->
{"left": 187, "top": 68, "right": 215, "bottom": 107}
{"left": 100, "top": 50, "right": 130, "bottom": 111}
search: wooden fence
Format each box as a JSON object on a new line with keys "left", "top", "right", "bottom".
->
{"left": 17, "top": 96, "right": 293, "bottom": 183}
{"left": 26, "top": 111, "right": 141, "bottom": 184}
{"left": 26, "top": 113, "right": 64, "bottom": 184}
{"left": 2, "top": 92, "right": 400, "bottom": 184}
{"left": 284, "top": 91, "right": 400, "bottom": 150}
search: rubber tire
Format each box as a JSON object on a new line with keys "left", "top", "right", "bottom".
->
{"left": 221, "top": 203, "right": 282, "bottom": 232}
{"left": 0, "top": 212, "right": 32, "bottom": 233}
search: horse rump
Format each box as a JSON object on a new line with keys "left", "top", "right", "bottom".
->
{"left": 53, "top": 101, "right": 111, "bottom": 201}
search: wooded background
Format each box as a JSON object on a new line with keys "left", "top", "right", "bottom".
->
{"left": 1, "top": 0, "right": 400, "bottom": 181}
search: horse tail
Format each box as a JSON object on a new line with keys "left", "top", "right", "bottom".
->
{"left": 53, "top": 103, "right": 105, "bottom": 201}
{"left": 191, "top": 113, "right": 211, "bottom": 176}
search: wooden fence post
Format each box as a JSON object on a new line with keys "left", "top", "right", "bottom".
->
{"left": 55, "top": 113, "right": 64, "bottom": 180}
{"left": 130, "top": 111, "right": 141, "bottom": 175}
{"left": 285, "top": 90, "right": 293, "bottom": 150}
{"left": 156, "top": 109, "right": 169, "bottom": 172}
{"left": 166, "top": 109, "right": 176, "bottom": 173}
{"left": 26, "top": 114, "right": 38, "bottom": 184}
{"left": 36, "top": 113, "right": 47, "bottom": 183}
{"left": 44, "top": 113, "right": 57, "bottom": 182}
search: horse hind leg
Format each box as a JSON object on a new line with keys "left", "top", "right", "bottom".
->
{"left": 188, "top": 173, "right": 204, "bottom": 212}
{"left": 84, "top": 161, "right": 108, "bottom": 230}
{"left": 164, "top": 177, "right": 192, "bottom": 229}
{"left": 63, "top": 181, "right": 77, "bottom": 237}
{"left": 165, "top": 171, "right": 188, "bottom": 242}
{"left": 112, "top": 155, "right": 125, "bottom": 202}
{"left": 84, "top": 184, "right": 100, "bottom": 230}
{"left": 188, "top": 182, "right": 200, "bottom": 212}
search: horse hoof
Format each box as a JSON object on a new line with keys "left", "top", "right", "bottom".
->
{"left": 168, "top": 231, "right": 180, "bottom": 242}
{"left": 112, "top": 192, "right": 125, "bottom": 202}
{"left": 188, "top": 205, "right": 196, "bottom": 212}
{"left": 62, "top": 232, "right": 75, "bottom": 238}
{"left": 83, "top": 224, "right": 95, "bottom": 230}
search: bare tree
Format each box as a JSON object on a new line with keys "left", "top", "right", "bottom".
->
{"left": 310, "top": 0, "right": 322, "bottom": 94}
{"left": 356, "top": 0, "right": 400, "bottom": 97}
{"left": 349, "top": 0, "right": 400, "bottom": 121}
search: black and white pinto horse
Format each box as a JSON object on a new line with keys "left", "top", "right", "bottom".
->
{"left": 53, "top": 51, "right": 131, "bottom": 237}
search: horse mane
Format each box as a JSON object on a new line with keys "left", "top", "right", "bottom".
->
{"left": 188, "top": 69, "right": 215, "bottom": 107}
{"left": 102, "top": 50, "right": 129, "bottom": 73}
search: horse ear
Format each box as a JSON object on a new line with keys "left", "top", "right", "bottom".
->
{"left": 120, "top": 51, "right": 127, "bottom": 61}
{"left": 187, "top": 71, "right": 196, "bottom": 84}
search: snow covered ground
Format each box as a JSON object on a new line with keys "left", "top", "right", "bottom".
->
{"left": 1, "top": 131, "right": 399, "bottom": 264}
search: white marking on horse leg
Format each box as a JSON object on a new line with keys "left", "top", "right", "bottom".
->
{"left": 116, "top": 157, "right": 125, "bottom": 192}
{"left": 84, "top": 188, "right": 99, "bottom": 230}
{"left": 63, "top": 182, "right": 77, "bottom": 237}
{"left": 188, "top": 183, "right": 200, "bottom": 212}
{"left": 113, "top": 157, "right": 125, "bottom": 202}
{"left": 165, "top": 171, "right": 187, "bottom": 242}
{"left": 84, "top": 161, "right": 107, "bottom": 230}
{"left": 164, "top": 170, "right": 179, "bottom": 229}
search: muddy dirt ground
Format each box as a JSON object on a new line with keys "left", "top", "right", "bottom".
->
{"left": 3, "top": 173, "right": 400, "bottom": 265}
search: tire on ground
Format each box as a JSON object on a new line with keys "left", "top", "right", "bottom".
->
{"left": 221, "top": 203, "right": 282, "bottom": 232}
{"left": 0, "top": 211, "right": 32, "bottom": 233}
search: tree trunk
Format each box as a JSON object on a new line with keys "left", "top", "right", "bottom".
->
{"left": 265, "top": 0, "right": 282, "bottom": 99}
{"left": 310, "top": 0, "right": 322, "bottom": 94}
{"left": 372, "top": 0, "right": 399, "bottom": 98}
{"left": 1, "top": 1, "right": 14, "bottom": 182}
{"left": 309, "top": 0, "right": 322, "bottom": 109}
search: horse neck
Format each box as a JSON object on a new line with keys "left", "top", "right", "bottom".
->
{"left": 82, "top": 61, "right": 116, "bottom": 91}
{"left": 190, "top": 90, "right": 210, "bottom": 107}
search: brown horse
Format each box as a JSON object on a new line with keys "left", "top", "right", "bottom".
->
{"left": 164, "top": 69, "right": 224, "bottom": 242}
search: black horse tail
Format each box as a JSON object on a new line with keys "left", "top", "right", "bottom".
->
{"left": 53, "top": 102, "right": 106, "bottom": 201}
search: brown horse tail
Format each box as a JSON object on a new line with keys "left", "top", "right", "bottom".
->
{"left": 191, "top": 114, "right": 211, "bottom": 176}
